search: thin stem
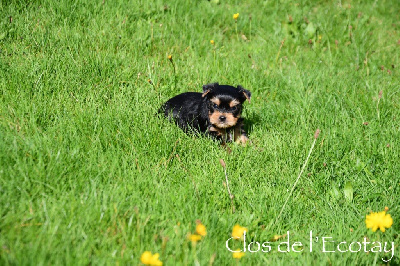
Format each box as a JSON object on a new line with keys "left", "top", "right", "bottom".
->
{"left": 274, "top": 129, "right": 320, "bottom": 227}
{"left": 235, "top": 22, "right": 238, "bottom": 41}
{"left": 220, "top": 159, "right": 235, "bottom": 213}
{"left": 275, "top": 39, "right": 285, "bottom": 63}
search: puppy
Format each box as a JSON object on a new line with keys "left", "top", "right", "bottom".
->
{"left": 159, "top": 83, "right": 251, "bottom": 143}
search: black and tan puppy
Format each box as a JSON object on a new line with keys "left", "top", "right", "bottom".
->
{"left": 159, "top": 83, "right": 251, "bottom": 143}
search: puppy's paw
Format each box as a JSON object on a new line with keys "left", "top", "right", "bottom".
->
{"left": 235, "top": 135, "right": 250, "bottom": 145}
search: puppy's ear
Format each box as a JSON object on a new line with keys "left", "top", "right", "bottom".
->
{"left": 238, "top": 85, "right": 251, "bottom": 103}
{"left": 202, "top": 82, "right": 219, "bottom": 97}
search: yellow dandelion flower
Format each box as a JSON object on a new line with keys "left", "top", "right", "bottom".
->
{"left": 188, "top": 234, "right": 202, "bottom": 242}
{"left": 318, "top": 35, "right": 322, "bottom": 40}
{"left": 140, "top": 251, "right": 163, "bottom": 266}
{"left": 366, "top": 211, "right": 393, "bottom": 232}
{"left": 232, "top": 224, "right": 247, "bottom": 239}
{"left": 210, "top": 40, "right": 215, "bottom": 45}
{"left": 232, "top": 249, "right": 245, "bottom": 259}
{"left": 384, "top": 206, "right": 389, "bottom": 212}
{"left": 233, "top": 13, "right": 239, "bottom": 20}
{"left": 167, "top": 55, "right": 172, "bottom": 61}
{"left": 196, "top": 222, "right": 207, "bottom": 237}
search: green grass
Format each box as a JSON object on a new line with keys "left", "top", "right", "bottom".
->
{"left": 1, "top": 0, "right": 399, "bottom": 265}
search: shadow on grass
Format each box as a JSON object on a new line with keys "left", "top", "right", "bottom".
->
{"left": 244, "top": 111, "right": 262, "bottom": 136}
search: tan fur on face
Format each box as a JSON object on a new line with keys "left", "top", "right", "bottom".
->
{"left": 210, "top": 97, "right": 220, "bottom": 106}
{"left": 229, "top": 99, "right": 240, "bottom": 107}
{"left": 209, "top": 111, "right": 239, "bottom": 129}
{"left": 209, "top": 126, "right": 225, "bottom": 136}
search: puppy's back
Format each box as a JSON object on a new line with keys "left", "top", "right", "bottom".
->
{"left": 160, "top": 92, "right": 205, "bottom": 131}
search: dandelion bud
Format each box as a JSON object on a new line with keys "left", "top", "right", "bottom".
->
{"left": 314, "top": 129, "right": 320, "bottom": 139}
{"left": 219, "top": 159, "right": 226, "bottom": 168}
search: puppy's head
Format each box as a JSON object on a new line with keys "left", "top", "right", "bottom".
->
{"left": 202, "top": 83, "right": 251, "bottom": 129}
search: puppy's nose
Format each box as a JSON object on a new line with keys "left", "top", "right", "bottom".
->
{"left": 219, "top": 116, "right": 226, "bottom": 122}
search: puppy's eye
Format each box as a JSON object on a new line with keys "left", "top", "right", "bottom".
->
{"left": 231, "top": 106, "right": 237, "bottom": 111}
{"left": 213, "top": 103, "right": 218, "bottom": 109}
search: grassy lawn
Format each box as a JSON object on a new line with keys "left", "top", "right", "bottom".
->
{"left": 1, "top": 0, "right": 399, "bottom": 264}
